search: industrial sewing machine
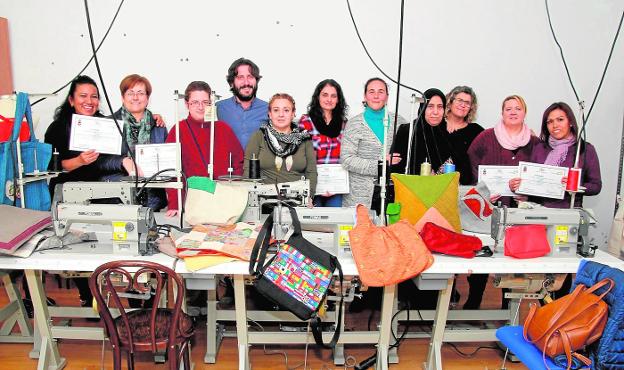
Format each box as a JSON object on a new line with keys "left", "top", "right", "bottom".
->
{"left": 491, "top": 205, "right": 595, "bottom": 257}
{"left": 239, "top": 179, "right": 311, "bottom": 222}
{"left": 270, "top": 205, "right": 379, "bottom": 258}
{"left": 52, "top": 182, "right": 158, "bottom": 255}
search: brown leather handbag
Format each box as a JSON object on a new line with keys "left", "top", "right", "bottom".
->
{"left": 523, "top": 278, "right": 614, "bottom": 370}
{"left": 348, "top": 204, "right": 434, "bottom": 287}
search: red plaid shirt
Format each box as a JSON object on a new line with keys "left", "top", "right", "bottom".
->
{"left": 298, "top": 115, "right": 344, "bottom": 164}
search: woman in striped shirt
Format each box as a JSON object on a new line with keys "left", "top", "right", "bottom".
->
{"left": 298, "top": 79, "right": 348, "bottom": 207}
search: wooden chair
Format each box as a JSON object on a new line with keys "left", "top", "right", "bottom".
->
{"left": 88, "top": 260, "right": 194, "bottom": 370}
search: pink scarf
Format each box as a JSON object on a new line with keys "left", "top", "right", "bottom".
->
{"left": 493, "top": 119, "right": 532, "bottom": 150}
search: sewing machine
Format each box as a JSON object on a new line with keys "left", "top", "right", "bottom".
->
{"left": 491, "top": 205, "right": 595, "bottom": 257}
{"left": 270, "top": 206, "right": 379, "bottom": 258}
{"left": 239, "top": 179, "right": 311, "bottom": 222}
{"left": 52, "top": 182, "right": 158, "bottom": 255}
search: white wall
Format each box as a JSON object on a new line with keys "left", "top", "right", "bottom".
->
{"left": 2, "top": 0, "right": 623, "bottom": 246}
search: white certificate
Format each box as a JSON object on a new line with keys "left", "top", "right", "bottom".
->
{"left": 477, "top": 165, "right": 518, "bottom": 197}
{"left": 135, "top": 143, "right": 179, "bottom": 177}
{"left": 516, "top": 161, "right": 568, "bottom": 199}
{"left": 69, "top": 114, "right": 123, "bottom": 155}
{"left": 315, "top": 164, "right": 350, "bottom": 195}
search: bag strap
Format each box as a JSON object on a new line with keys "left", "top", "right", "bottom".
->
{"left": 12, "top": 92, "right": 35, "bottom": 143}
{"left": 185, "top": 119, "right": 210, "bottom": 174}
{"left": 311, "top": 257, "right": 344, "bottom": 349}
{"left": 355, "top": 204, "right": 373, "bottom": 227}
{"left": 248, "top": 212, "right": 275, "bottom": 276}
{"left": 284, "top": 204, "right": 303, "bottom": 237}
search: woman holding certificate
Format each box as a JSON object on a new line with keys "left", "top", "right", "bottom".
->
{"left": 44, "top": 75, "right": 134, "bottom": 310}
{"left": 298, "top": 79, "right": 348, "bottom": 207}
{"left": 341, "top": 77, "right": 407, "bottom": 209}
{"left": 107, "top": 74, "right": 168, "bottom": 211}
{"left": 508, "top": 102, "right": 602, "bottom": 208}
{"left": 243, "top": 93, "right": 317, "bottom": 199}
{"left": 468, "top": 94, "right": 539, "bottom": 206}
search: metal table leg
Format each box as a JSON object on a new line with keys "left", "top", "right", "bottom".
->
{"left": 0, "top": 272, "right": 33, "bottom": 343}
{"left": 234, "top": 275, "right": 250, "bottom": 370}
{"left": 25, "top": 269, "right": 66, "bottom": 370}
{"left": 424, "top": 277, "right": 453, "bottom": 370}
{"left": 376, "top": 284, "right": 396, "bottom": 370}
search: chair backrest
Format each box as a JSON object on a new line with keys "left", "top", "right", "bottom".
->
{"left": 574, "top": 260, "right": 624, "bottom": 369}
{"left": 88, "top": 260, "right": 186, "bottom": 354}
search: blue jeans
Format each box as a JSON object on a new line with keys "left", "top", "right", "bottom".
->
{"left": 313, "top": 194, "right": 343, "bottom": 207}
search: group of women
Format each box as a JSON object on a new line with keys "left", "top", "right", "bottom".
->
{"left": 44, "top": 74, "right": 602, "bottom": 310}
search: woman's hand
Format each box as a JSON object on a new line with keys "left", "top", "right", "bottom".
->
{"left": 489, "top": 193, "right": 502, "bottom": 203}
{"left": 153, "top": 114, "right": 166, "bottom": 127}
{"left": 561, "top": 176, "right": 568, "bottom": 186}
{"left": 122, "top": 157, "right": 144, "bottom": 177}
{"left": 165, "top": 209, "right": 179, "bottom": 217}
{"left": 508, "top": 177, "right": 521, "bottom": 192}
{"left": 78, "top": 150, "right": 99, "bottom": 166}
{"left": 387, "top": 153, "right": 402, "bottom": 165}
{"left": 321, "top": 191, "right": 333, "bottom": 197}
{"left": 307, "top": 197, "right": 314, "bottom": 208}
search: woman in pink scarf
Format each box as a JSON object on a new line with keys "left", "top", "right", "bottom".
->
{"left": 464, "top": 95, "right": 539, "bottom": 310}
{"left": 468, "top": 95, "right": 539, "bottom": 206}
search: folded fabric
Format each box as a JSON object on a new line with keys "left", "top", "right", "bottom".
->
{"left": 184, "top": 176, "right": 248, "bottom": 225}
{"left": 419, "top": 222, "right": 482, "bottom": 258}
{"left": 349, "top": 204, "right": 433, "bottom": 286}
{"left": 459, "top": 182, "right": 494, "bottom": 234}
{"left": 391, "top": 172, "right": 461, "bottom": 232}
{"left": 0, "top": 205, "right": 51, "bottom": 255}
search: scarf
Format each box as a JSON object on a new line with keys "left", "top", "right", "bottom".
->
{"left": 308, "top": 110, "right": 343, "bottom": 138}
{"left": 122, "top": 107, "right": 153, "bottom": 151}
{"left": 493, "top": 119, "right": 531, "bottom": 150}
{"left": 363, "top": 106, "right": 386, "bottom": 144}
{"left": 544, "top": 135, "right": 576, "bottom": 166}
{"left": 260, "top": 121, "right": 310, "bottom": 171}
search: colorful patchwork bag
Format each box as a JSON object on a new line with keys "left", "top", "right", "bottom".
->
{"left": 391, "top": 172, "right": 461, "bottom": 232}
{"left": 249, "top": 204, "right": 344, "bottom": 348}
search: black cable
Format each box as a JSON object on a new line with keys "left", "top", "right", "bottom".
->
{"left": 83, "top": 0, "right": 140, "bottom": 202}
{"left": 446, "top": 342, "right": 502, "bottom": 359}
{"left": 32, "top": 0, "right": 125, "bottom": 106}
{"left": 135, "top": 168, "right": 177, "bottom": 198}
{"left": 345, "top": 0, "right": 423, "bottom": 96}
{"left": 545, "top": 0, "right": 624, "bottom": 131}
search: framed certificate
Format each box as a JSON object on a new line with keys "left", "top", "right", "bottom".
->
{"left": 516, "top": 161, "right": 568, "bottom": 199}
{"left": 477, "top": 165, "right": 518, "bottom": 197}
{"left": 315, "top": 164, "right": 350, "bottom": 195}
{"left": 69, "top": 114, "right": 123, "bottom": 155}
{"left": 135, "top": 143, "right": 180, "bottom": 177}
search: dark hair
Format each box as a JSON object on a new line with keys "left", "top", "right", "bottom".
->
{"left": 307, "top": 79, "right": 348, "bottom": 123}
{"left": 53, "top": 75, "right": 100, "bottom": 122}
{"left": 540, "top": 101, "right": 578, "bottom": 141}
{"left": 364, "top": 77, "right": 388, "bottom": 94}
{"left": 184, "top": 81, "right": 211, "bottom": 101}
{"left": 226, "top": 57, "right": 262, "bottom": 87}
{"left": 119, "top": 74, "right": 152, "bottom": 97}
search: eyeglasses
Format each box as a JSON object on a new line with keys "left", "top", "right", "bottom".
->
{"left": 454, "top": 98, "right": 472, "bottom": 107}
{"left": 188, "top": 100, "right": 211, "bottom": 107}
{"left": 125, "top": 90, "right": 147, "bottom": 98}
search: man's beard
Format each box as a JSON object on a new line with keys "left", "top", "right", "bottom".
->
{"left": 232, "top": 84, "right": 257, "bottom": 102}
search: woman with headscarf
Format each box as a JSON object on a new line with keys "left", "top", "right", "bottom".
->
{"left": 392, "top": 88, "right": 454, "bottom": 176}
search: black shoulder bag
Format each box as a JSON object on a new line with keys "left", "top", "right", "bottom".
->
{"left": 249, "top": 204, "right": 344, "bottom": 347}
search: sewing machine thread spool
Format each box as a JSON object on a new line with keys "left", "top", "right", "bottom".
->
{"left": 443, "top": 163, "right": 455, "bottom": 173}
{"left": 249, "top": 153, "right": 260, "bottom": 179}
{"left": 420, "top": 161, "right": 431, "bottom": 176}
{"left": 52, "top": 148, "right": 61, "bottom": 172}
{"left": 566, "top": 167, "right": 581, "bottom": 191}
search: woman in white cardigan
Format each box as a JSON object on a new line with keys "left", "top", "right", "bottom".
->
{"left": 341, "top": 77, "right": 407, "bottom": 208}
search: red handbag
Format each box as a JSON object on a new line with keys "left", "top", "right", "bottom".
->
{"left": 419, "top": 222, "right": 482, "bottom": 258}
{"left": 504, "top": 224, "right": 550, "bottom": 259}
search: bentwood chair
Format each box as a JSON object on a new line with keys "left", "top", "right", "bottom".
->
{"left": 88, "top": 260, "right": 194, "bottom": 370}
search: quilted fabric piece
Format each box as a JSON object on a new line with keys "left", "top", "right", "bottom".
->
{"left": 391, "top": 172, "right": 461, "bottom": 232}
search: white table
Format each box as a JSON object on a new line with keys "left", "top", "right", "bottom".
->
{"left": 418, "top": 249, "right": 624, "bottom": 370}
{"left": 0, "top": 246, "right": 176, "bottom": 370}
